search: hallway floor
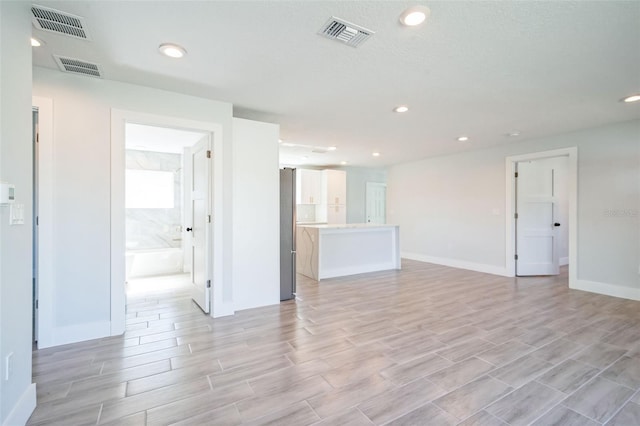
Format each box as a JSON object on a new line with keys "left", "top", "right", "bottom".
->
{"left": 28, "top": 261, "right": 640, "bottom": 425}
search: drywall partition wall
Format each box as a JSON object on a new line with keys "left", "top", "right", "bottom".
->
{"left": 334, "top": 167, "right": 387, "bottom": 224}
{"left": 232, "top": 118, "right": 280, "bottom": 310}
{"left": 388, "top": 119, "right": 640, "bottom": 300}
{"left": 0, "top": 3, "right": 37, "bottom": 425}
{"left": 346, "top": 167, "right": 387, "bottom": 224}
{"left": 32, "top": 66, "right": 234, "bottom": 346}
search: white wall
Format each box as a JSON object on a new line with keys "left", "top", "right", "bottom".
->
{"left": 32, "top": 67, "right": 234, "bottom": 346}
{"left": 388, "top": 120, "right": 640, "bottom": 299}
{"left": 0, "top": 2, "right": 37, "bottom": 424}
{"left": 232, "top": 118, "right": 280, "bottom": 310}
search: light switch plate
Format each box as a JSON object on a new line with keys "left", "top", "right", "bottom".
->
{"left": 10, "top": 203, "right": 24, "bottom": 225}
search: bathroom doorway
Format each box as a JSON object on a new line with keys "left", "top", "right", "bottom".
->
{"left": 124, "top": 123, "right": 210, "bottom": 311}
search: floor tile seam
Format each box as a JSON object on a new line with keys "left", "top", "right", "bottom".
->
{"left": 557, "top": 399, "right": 607, "bottom": 424}
{"left": 595, "top": 381, "right": 640, "bottom": 424}
{"left": 91, "top": 342, "right": 180, "bottom": 363}
{"left": 134, "top": 325, "right": 214, "bottom": 341}
{"left": 590, "top": 367, "right": 638, "bottom": 392}
{"left": 568, "top": 351, "right": 624, "bottom": 372}
{"left": 300, "top": 399, "right": 323, "bottom": 424}
{"left": 100, "top": 382, "right": 217, "bottom": 423}
{"left": 558, "top": 374, "right": 636, "bottom": 423}
{"left": 95, "top": 403, "right": 104, "bottom": 425}
{"left": 28, "top": 401, "right": 103, "bottom": 425}
{"left": 475, "top": 343, "right": 538, "bottom": 367}
{"left": 483, "top": 380, "right": 566, "bottom": 424}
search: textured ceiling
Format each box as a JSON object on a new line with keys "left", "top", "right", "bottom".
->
{"left": 31, "top": 1, "right": 640, "bottom": 167}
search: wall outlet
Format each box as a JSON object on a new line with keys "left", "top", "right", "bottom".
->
{"left": 5, "top": 352, "right": 13, "bottom": 381}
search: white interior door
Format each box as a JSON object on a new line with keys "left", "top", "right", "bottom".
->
{"left": 189, "top": 137, "right": 211, "bottom": 313}
{"left": 366, "top": 182, "right": 386, "bottom": 224}
{"left": 516, "top": 161, "right": 559, "bottom": 276}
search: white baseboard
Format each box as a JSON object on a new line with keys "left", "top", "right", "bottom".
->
{"left": 38, "top": 321, "right": 111, "bottom": 348}
{"left": 3, "top": 383, "right": 36, "bottom": 426}
{"left": 571, "top": 279, "right": 640, "bottom": 301}
{"left": 402, "top": 252, "right": 510, "bottom": 277}
{"left": 559, "top": 256, "right": 569, "bottom": 266}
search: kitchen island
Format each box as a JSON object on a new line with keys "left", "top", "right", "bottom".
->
{"left": 296, "top": 223, "right": 400, "bottom": 280}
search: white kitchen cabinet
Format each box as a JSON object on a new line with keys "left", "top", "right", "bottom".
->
{"left": 320, "top": 170, "right": 347, "bottom": 224}
{"left": 326, "top": 203, "right": 347, "bottom": 224}
{"left": 296, "top": 169, "right": 322, "bottom": 204}
{"left": 322, "top": 169, "right": 347, "bottom": 206}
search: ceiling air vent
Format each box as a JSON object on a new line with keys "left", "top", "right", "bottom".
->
{"left": 54, "top": 55, "right": 103, "bottom": 78}
{"left": 32, "top": 5, "right": 90, "bottom": 40}
{"left": 319, "top": 17, "right": 374, "bottom": 48}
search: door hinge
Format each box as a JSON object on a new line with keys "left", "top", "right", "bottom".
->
{"left": 514, "top": 213, "right": 518, "bottom": 220}
{"left": 35, "top": 300, "right": 39, "bottom": 309}
{"left": 514, "top": 172, "right": 518, "bottom": 178}
{"left": 36, "top": 216, "right": 39, "bottom": 226}
{"left": 207, "top": 215, "right": 211, "bottom": 223}
{"left": 206, "top": 150, "right": 211, "bottom": 158}
{"left": 206, "top": 280, "right": 211, "bottom": 288}
{"left": 514, "top": 254, "right": 518, "bottom": 260}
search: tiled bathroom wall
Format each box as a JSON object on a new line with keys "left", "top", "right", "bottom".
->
{"left": 126, "top": 149, "right": 182, "bottom": 250}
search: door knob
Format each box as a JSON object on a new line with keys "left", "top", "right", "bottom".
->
{"left": 186, "top": 227, "right": 193, "bottom": 232}
{"left": 553, "top": 223, "right": 561, "bottom": 227}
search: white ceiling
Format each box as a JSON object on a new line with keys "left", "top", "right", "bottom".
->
{"left": 31, "top": 1, "right": 640, "bottom": 167}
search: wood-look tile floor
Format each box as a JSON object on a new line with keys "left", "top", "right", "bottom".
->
{"left": 28, "top": 261, "right": 640, "bottom": 425}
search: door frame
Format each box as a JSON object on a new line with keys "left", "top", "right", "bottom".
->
{"left": 32, "top": 97, "right": 54, "bottom": 348}
{"left": 505, "top": 147, "right": 577, "bottom": 286}
{"left": 111, "top": 110, "right": 222, "bottom": 335}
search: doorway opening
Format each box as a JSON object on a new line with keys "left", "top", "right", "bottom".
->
{"left": 124, "top": 123, "right": 211, "bottom": 312}
{"left": 505, "top": 148, "right": 578, "bottom": 286}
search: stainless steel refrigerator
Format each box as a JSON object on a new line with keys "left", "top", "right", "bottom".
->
{"left": 280, "top": 168, "right": 296, "bottom": 300}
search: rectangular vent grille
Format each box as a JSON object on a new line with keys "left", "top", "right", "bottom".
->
{"left": 54, "top": 55, "right": 103, "bottom": 78}
{"left": 319, "top": 17, "right": 374, "bottom": 47}
{"left": 32, "top": 5, "right": 90, "bottom": 40}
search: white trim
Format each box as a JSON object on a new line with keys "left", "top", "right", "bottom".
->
{"left": 50, "top": 321, "right": 111, "bottom": 347}
{"left": 572, "top": 279, "right": 640, "bottom": 301}
{"left": 32, "top": 96, "right": 55, "bottom": 349}
{"left": 505, "top": 147, "right": 578, "bottom": 290}
{"left": 111, "top": 109, "right": 230, "bottom": 331}
{"left": 2, "top": 383, "right": 36, "bottom": 426}
{"left": 559, "top": 256, "right": 569, "bottom": 266}
{"left": 402, "top": 252, "right": 510, "bottom": 277}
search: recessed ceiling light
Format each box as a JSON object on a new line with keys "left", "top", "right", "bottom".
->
{"left": 328, "top": 146, "right": 337, "bottom": 151}
{"left": 159, "top": 43, "right": 187, "bottom": 58}
{"left": 340, "top": 161, "right": 348, "bottom": 165}
{"left": 31, "top": 37, "right": 43, "bottom": 47}
{"left": 507, "top": 131, "right": 521, "bottom": 137}
{"left": 623, "top": 94, "right": 640, "bottom": 103}
{"left": 302, "top": 156, "right": 308, "bottom": 160}
{"left": 372, "top": 152, "right": 381, "bottom": 157}
{"left": 278, "top": 139, "right": 283, "bottom": 143}
{"left": 394, "top": 105, "right": 409, "bottom": 113}
{"left": 399, "top": 5, "right": 431, "bottom": 26}
{"left": 457, "top": 136, "right": 469, "bottom": 142}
